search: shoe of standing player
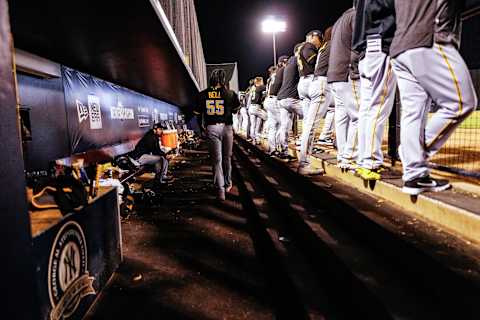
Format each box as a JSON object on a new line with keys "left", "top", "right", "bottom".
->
{"left": 402, "top": 176, "right": 451, "bottom": 195}
{"left": 317, "top": 138, "right": 335, "bottom": 146}
{"left": 359, "top": 168, "right": 381, "bottom": 181}
{"left": 298, "top": 165, "right": 324, "bottom": 176}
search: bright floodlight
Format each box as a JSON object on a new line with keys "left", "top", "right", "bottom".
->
{"left": 262, "top": 19, "right": 286, "bottom": 33}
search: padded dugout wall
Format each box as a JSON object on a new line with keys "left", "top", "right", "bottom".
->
{"left": 18, "top": 73, "right": 70, "bottom": 171}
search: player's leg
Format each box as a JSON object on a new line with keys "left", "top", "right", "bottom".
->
{"left": 341, "top": 78, "right": 360, "bottom": 168}
{"left": 278, "top": 100, "right": 294, "bottom": 158}
{"left": 222, "top": 125, "right": 234, "bottom": 193}
{"left": 420, "top": 44, "right": 477, "bottom": 158}
{"left": 360, "top": 54, "right": 397, "bottom": 178}
{"left": 392, "top": 52, "right": 450, "bottom": 195}
{"left": 332, "top": 82, "right": 349, "bottom": 163}
{"left": 357, "top": 57, "right": 371, "bottom": 170}
{"left": 249, "top": 105, "right": 257, "bottom": 141}
{"left": 299, "top": 77, "right": 328, "bottom": 174}
{"left": 318, "top": 99, "right": 335, "bottom": 144}
{"left": 206, "top": 124, "right": 226, "bottom": 199}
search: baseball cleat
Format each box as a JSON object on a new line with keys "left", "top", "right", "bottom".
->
{"left": 402, "top": 176, "right": 451, "bottom": 195}
{"left": 359, "top": 168, "right": 381, "bottom": 181}
{"left": 317, "top": 138, "right": 335, "bottom": 146}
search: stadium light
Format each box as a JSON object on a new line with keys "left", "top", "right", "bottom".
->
{"left": 262, "top": 18, "right": 287, "bottom": 66}
{"left": 262, "top": 19, "right": 287, "bottom": 33}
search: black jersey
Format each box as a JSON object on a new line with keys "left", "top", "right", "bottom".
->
{"left": 296, "top": 42, "right": 318, "bottom": 77}
{"left": 195, "top": 87, "right": 240, "bottom": 125}
{"left": 250, "top": 85, "right": 266, "bottom": 105}
{"left": 269, "top": 66, "right": 285, "bottom": 96}
{"left": 278, "top": 56, "right": 300, "bottom": 100}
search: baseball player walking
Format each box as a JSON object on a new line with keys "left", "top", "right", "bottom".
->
{"left": 195, "top": 69, "right": 240, "bottom": 201}
{"left": 390, "top": 0, "right": 477, "bottom": 195}
{"left": 328, "top": 6, "right": 360, "bottom": 170}
{"left": 353, "top": 0, "right": 397, "bottom": 181}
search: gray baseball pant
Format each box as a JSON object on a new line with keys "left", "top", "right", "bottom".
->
{"left": 207, "top": 124, "right": 234, "bottom": 191}
{"left": 391, "top": 44, "right": 477, "bottom": 182}
{"left": 278, "top": 97, "right": 303, "bottom": 155}
{"left": 358, "top": 52, "right": 397, "bottom": 169}
{"left": 299, "top": 76, "right": 332, "bottom": 166}
{"left": 332, "top": 78, "right": 360, "bottom": 163}
{"left": 137, "top": 154, "right": 169, "bottom": 181}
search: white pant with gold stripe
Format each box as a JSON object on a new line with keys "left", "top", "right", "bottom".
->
{"left": 332, "top": 78, "right": 361, "bottom": 164}
{"left": 358, "top": 52, "right": 397, "bottom": 169}
{"left": 392, "top": 43, "right": 477, "bottom": 182}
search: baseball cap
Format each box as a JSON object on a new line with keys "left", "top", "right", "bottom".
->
{"left": 278, "top": 55, "right": 289, "bottom": 64}
{"left": 306, "top": 30, "right": 322, "bottom": 38}
{"left": 153, "top": 122, "right": 168, "bottom": 130}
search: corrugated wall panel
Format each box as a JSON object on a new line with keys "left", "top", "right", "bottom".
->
{"left": 159, "top": 0, "right": 207, "bottom": 89}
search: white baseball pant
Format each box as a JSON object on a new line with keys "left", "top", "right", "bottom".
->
{"left": 358, "top": 52, "right": 397, "bottom": 169}
{"left": 391, "top": 43, "right": 477, "bottom": 182}
{"left": 332, "top": 78, "right": 361, "bottom": 163}
{"left": 319, "top": 100, "right": 335, "bottom": 140}
{"left": 299, "top": 76, "right": 333, "bottom": 166}
{"left": 239, "top": 106, "right": 249, "bottom": 137}
{"left": 264, "top": 96, "right": 282, "bottom": 152}
{"left": 278, "top": 97, "right": 303, "bottom": 156}
{"left": 249, "top": 104, "right": 268, "bottom": 143}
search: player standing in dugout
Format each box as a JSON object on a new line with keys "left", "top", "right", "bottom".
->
{"left": 352, "top": 0, "right": 397, "bottom": 181}
{"left": 390, "top": 0, "right": 477, "bottom": 195}
{"left": 328, "top": 5, "right": 361, "bottom": 171}
{"left": 195, "top": 69, "right": 241, "bottom": 201}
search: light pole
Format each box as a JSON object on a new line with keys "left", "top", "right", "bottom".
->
{"left": 262, "top": 18, "right": 286, "bottom": 66}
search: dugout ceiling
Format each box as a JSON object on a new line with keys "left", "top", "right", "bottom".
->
{"left": 8, "top": 0, "right": 199, "bottom": 109}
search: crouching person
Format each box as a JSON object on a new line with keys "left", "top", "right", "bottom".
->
{"left": 129, "top": 122, "right": 172, "bottom": 186}
{"left": 196, "top": 69, "right": 241, "bottom": 201}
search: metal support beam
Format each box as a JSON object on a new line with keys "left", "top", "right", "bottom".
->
{"left": 0, "top": 0, "right": 39, "bottom": 318}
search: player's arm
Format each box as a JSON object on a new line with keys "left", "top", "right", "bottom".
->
{"left": 304, "top": 45, "right": 318, "bottom": 64}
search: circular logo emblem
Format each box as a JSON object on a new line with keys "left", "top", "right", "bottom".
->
{"left": 48, "top": 221, "right": 95, "bottom": 320}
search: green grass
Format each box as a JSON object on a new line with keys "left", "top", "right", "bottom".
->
{"left": 460, "top": 110, "right": 480, "bottom": 129}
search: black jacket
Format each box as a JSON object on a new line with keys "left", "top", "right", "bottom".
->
{"left": 390, "top": 0, "right": 465, "bottom": 58}
{"left": 130, "top": 130, "right": 164, "bottom": 159}
{"left": 328, "top": 8, "right": 356, "bottom": 83}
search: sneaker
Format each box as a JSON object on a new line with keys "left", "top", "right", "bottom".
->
{"left": 317, "top": 138, "right": 335, "bottom": 146}
{"left": 402, "top": 176, "right": 451, "bottom": 195}
{"left": 298, "top": 165, "right": 324, "bottom": 176}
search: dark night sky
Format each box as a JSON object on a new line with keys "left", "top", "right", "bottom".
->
{"left": 194, "top": 0, "right": 352, "bottom": 89}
